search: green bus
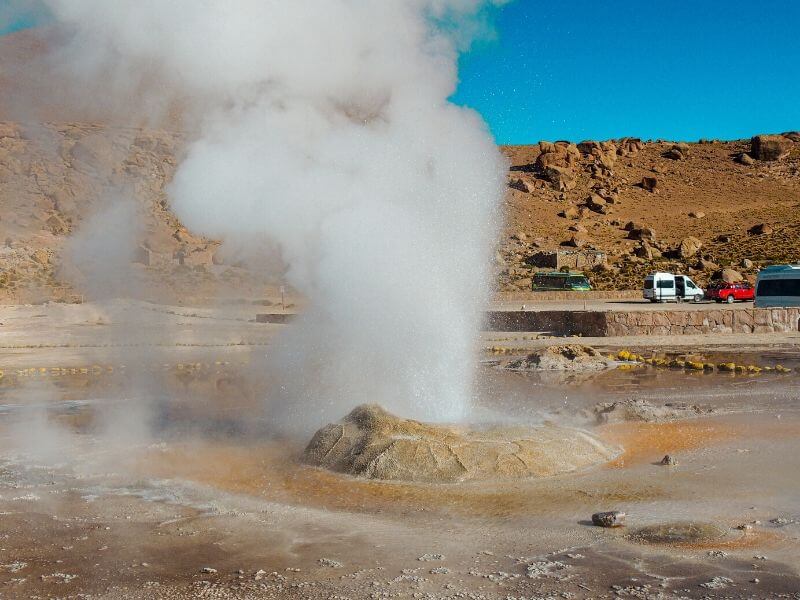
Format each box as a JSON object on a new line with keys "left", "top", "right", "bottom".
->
{"left": 532, "top": 271, "right": 592, "bottom": 291}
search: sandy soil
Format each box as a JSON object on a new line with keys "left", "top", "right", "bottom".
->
{"left": 1, "top": 301, "right": 799, "bottom": 598}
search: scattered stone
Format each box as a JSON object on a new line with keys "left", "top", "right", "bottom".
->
{"left": 741, "top": 258, "right": 754, "bottom": 269}
{"left": 318, "top": 558, "right": 344, "bottom": 568}
{"left": 429, "top": 567, "right": 450, "bottom": 575}
{"left": 628, "top": 227, "right": 656, "bottom": 242}
{"left": 700, "top": 576, "right": 733, "bottom": 590}
{"left": 696, "top": 258, "right": 720, "bottom": 271}
{"left": 640, "top": 176, "right": 658, "bottom": 192}
{"left": 559, "top": 207, "right": 580, "bottom": 219}
{"left": 659, "top": 455, "right": 677, "bottom": 466}
{"left": 526, "top": 559, "right": 570, "bottom": 579}
{"left": 592, "top": 511, "right": 626, "bottom": 528}
{"left": 586, "top": 193, "right": 608, "bottom": 213}
{"left": 688, "top": 211, "right": 705, "bottom": 218}
{"left": 417, "top": 554, "right": 445, "bottom": 562}
{"left": 200, "top": 567, "right": 217, "bottom": 574}
{"left": 748, "top": 223, "right": 773, "bottom": 235}
{"left": 738, "top": 152, "right": 755, "bottom": 165}
{"left": 707, "top": 550, "right": 728, "bottom": 558}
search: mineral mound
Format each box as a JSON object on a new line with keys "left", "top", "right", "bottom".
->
{"left": 303, "top": 404, "right": 618, "bottom": 483}
{"left": 594, "top": 399, "right": 714, "bottom": 424}
{"left": 506, "top": 344, "right": 611, "bottom": 371}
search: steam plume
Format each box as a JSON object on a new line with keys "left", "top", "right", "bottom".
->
{"left": 42, "top": 1, "right": 507, "bottom": 428}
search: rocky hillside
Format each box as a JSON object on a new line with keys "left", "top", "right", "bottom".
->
{"left": 1, "top": 121, "right": 799, "bottom": 302}
{"left": 0, "top": 121, "right": 270, "bottom": 303}
{"left": 499, "top": 133, "right": 800, "bottom": 291}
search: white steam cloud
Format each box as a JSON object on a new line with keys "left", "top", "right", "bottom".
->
{"left": 43, "top": 1, "right": 507, "bottom": 428}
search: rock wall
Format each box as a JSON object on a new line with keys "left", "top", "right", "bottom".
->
{"left": 485, "top": 307, "right": 800, "bottom": 336}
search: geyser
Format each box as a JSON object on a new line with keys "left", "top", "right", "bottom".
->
{"left": 42, "top": 1, "right": 508, "bottom": 429}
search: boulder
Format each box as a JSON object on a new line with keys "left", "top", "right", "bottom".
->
{"left": 749, "top": 223, "right": 773, "bottom": 235}
{"left": 541, "top": 165, "right": 577, "bottom": 191}
{"left": 586, "top": 193, "right": 607, "bottom": 213}
{"left": 688, "top": 211, "right": 705, "bottom": 219}
{"left": 45, "top": 214, "right": 68, "bottom": 235}
{"left": 750, "top": 135, "right": 790, "bottom": 161}
{"left": 559, "top": 207, "right": 581, "bottom": 219}
{"left": 509, "top": 177, "right": 536, "bottom": 193}
{"left": 696, "top": 258, "right": 720, "bottom": 271}
{"left": 783, "top": 131, "right": 800, "bottom": 142}
{"left": 640, "top": 176, "right": 658, "bottom": 192}
{"left": 562, "top": 235, "right": 587, "bottom": 248}
{"left": 303, "top": 405, "right": 619, "bottom": 483}
{"left": 741, "top": 258, "right": 754, "bottom": 269}
{"left": 628, "top": 227, "right": 657, "bottom": 242}
{"left": 664, "top": 145, "right": 686, "bottom": 160}
{"left": 720, "top": 268, "right": 743, "bottom": 283}
{"left": 568, "top": 224, "right": 587, "bottom": 233}
{"left": 678, "top": 236, "right": 703, "bottom": 259}
{"left": 635, "top": 242, "right": 661, "bottom": 260}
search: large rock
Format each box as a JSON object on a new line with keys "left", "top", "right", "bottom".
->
{"left": 750, "top": 135, "right": 790, "bottom": 161}
{"left": 749, "top": 223, "right": 773, "bottom": 235}
{"left": 541, "top": 165, "right": 577, "bottom": 191}
{"left": 678, "top": 236, "right": 703, "bottom": 259}
{"left": 628, "top": 227, "right": 656, "bottom": 242}
{"left": 719, "top": 268, "right": 743, "bottom": 283}
{"left": 304, "top": 405, "right": 619, "bottom": 483}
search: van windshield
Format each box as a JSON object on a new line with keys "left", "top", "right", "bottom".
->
{"left": 757, "top": 278, "right": 800, "bottom": 297}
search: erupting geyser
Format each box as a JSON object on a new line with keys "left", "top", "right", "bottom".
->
{"left": 43, "top": 1, "right": 508, "bottom": 429}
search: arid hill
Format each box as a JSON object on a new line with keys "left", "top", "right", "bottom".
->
{"left": 499, "top": 134, "right": 800, "bottom": 290}
{"left": 1, "top": 122, "right": 799, "bottom": 301}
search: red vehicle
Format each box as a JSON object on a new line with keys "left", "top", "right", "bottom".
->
{"left": 706, "top": 281, "right": 755, "bottom": 303}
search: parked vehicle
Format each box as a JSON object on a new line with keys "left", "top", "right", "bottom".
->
{"left": 643, "top": 272, "right": 704, "bottom": 303}
{"left": 754, "top": 264, "right": 800, "bottom": 308}
{"left": 532, "top": 271, "right": 592, "bottom": 291}
{"left": 706, "top": 281, "right": 755, "bottom": 303}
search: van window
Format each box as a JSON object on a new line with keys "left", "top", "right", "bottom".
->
{"left": 757, "top": 278, "right": 800, "bottom": 297}
{"left": 686, "top": 281, "right": 697, "bottom": 289}
{"left": 644, "top": 280, "right": 654, "bottom": 290}
{"left": 657, "top": 280, "right": 674, "bottom": 289}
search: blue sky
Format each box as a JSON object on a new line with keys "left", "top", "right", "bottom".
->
{"left": 3, "top": 1, "right": 798, "bottom": 144}
{"left": 454, "top": 0, "right": 800, "bottom": 144}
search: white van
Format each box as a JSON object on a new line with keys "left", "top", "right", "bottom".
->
{"left": 643, "top": 272, "right": 704, "bottom": 303}
{"left": 754, "top": 264, "right": 800, "bottom": 308}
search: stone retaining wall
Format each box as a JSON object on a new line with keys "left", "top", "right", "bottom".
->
{"left": 484, "top": 307, "right": 800, "bottom": 336}
{"left": 495, "top": 290, "right": 640, "bottom": 302}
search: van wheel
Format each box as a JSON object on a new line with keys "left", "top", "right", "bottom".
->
{"left": 726, "top": 294, "right": 735, "bottom": 304}
{"left": 693, "top": 294, "right": 702, "bottom": 303}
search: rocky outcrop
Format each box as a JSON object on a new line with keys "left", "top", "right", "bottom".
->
{"left": 303, "top": 404, "right": 618, "bottom": 483}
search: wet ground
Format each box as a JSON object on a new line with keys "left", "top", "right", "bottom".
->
{"left": 1, "top": 301, "right": 799, "bottom": 598}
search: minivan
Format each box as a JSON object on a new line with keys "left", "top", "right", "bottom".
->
{"left": 754, "top": 264, "right": 800, "bottom": 308}
{"left": 643, "top": 272, "right": 704, "bottom": 303}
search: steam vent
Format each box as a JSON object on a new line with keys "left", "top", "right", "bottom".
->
{"left": 303, "top": 404, "right": 619, "bottom": 483}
